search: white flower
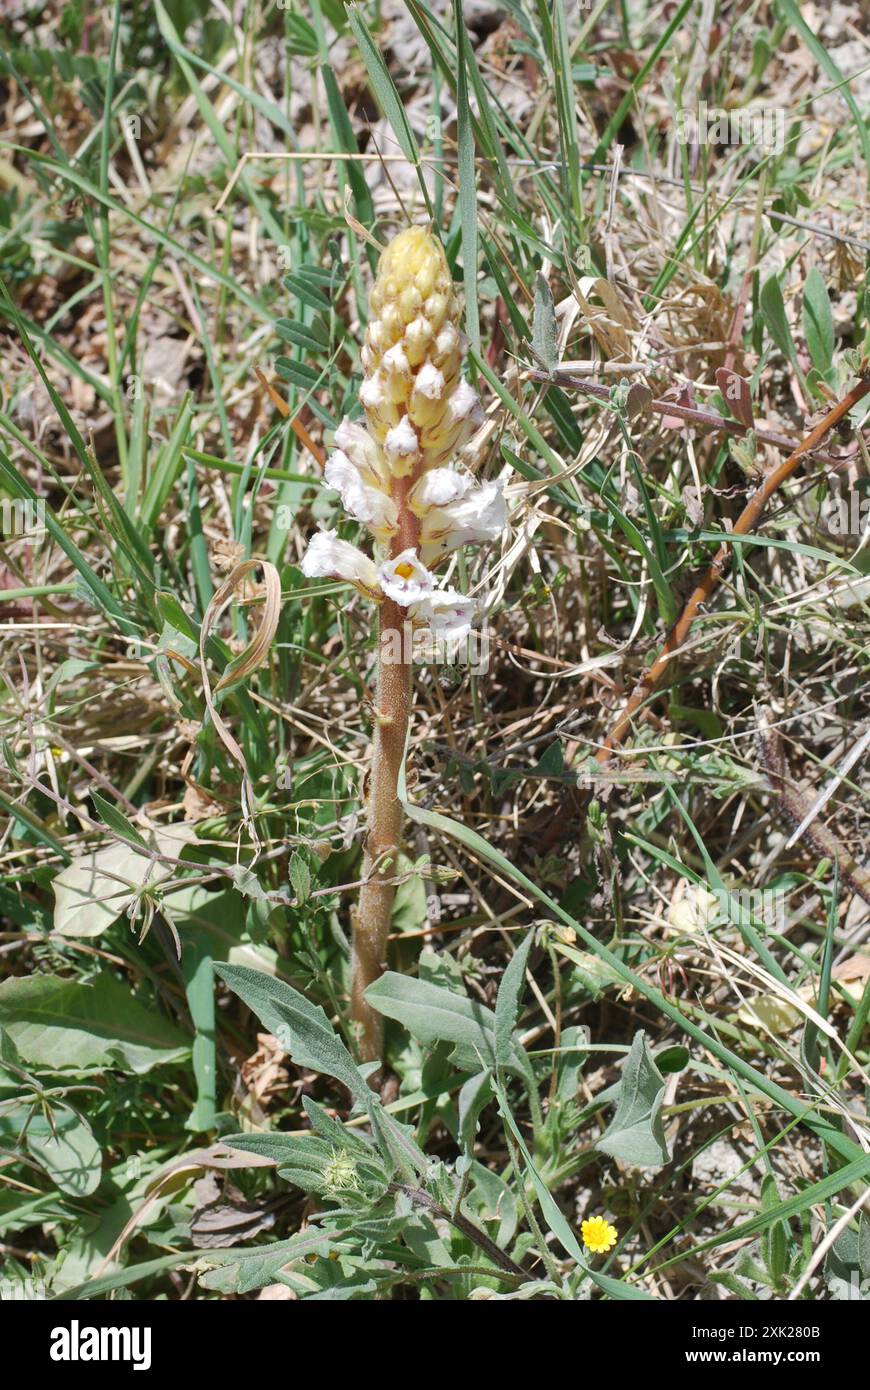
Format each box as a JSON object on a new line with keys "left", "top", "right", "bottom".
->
{"left": 413, "top": 361, "right": 446, "bottom": 400}
{"left": 334, "top": 418, "right": 390, "bottom": 486}
{"left": 411, "top": 587, "right": 476, "bottom": 642}
{"left": 447, "top": 379, "right": 480, "bottom": 423}
{"left": 418, "top": 379, "right": 484, "bottom": 462}
{"left": 411, "top": 471, "right": 507, "bottom": 563}
{"left": 324, "top": 451, "right": 397, "bottom": 542}
{"left": 382, "top": 343, "right": 411, "bottom": 377}
{"left": 300, "top": 530, "right": 380, "bottom": 597}
{"left": 383, "top": 416, "right": 421, "bottom": 475}
{"left": 359, "top": 374, "right": 385, "bottom": 409}
{"left": 404, "top": 316, "right": 433, "bottom": 365}
{"left": 378, "top": 549, "right": 433, "bottom": 606}
{"left": 409, "top": 466, "right": 471, "bottom": 511}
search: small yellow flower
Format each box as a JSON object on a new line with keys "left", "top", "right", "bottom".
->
{"left": 581, "top": 1216, "right": 618, "bottom": 1254}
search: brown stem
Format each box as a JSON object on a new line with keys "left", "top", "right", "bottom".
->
{"left": 596, "top": 374, "right": 870, "bottom": 762}
{"left": 527, "top": 368, "right": 848, "bottom": 466}
{"left": 352, "top": 600, "right": 412, "bottom": 1063}
{"left": 352, "top": 482, "right": 419, "bottom": 1066}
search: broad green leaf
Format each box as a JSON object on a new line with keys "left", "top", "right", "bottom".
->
{"left": 52, "top": 824, "right": 196, "bottom": 937}
{"left": 0, "top": 973, "right": 189, "bottom": 1073}
{"left": 26, "top": 1107, "right": 102, "bottom": 1197}
{"left": 802, "top": 267, "right": 835, "bottom": 375}
{"left": 760, "top": 274, "right": 798, "bottom": 366}
{"left": 366, "top": 971, "right": 506, "bottom": 1073}
{"left": 595, "top": 1030, "right": 669, "bottom": 1168}
{"left": 458, "top": 1069, "right": 494, "bottom": 1148}
{"left": 215, "top": 964, "right": 426, "bottom": 1179}
{"left": 216, "top": 963, "right": 367, "bottom": 1105}
{"left": 180, "top": 931, "right": 216, "bottom": 1133}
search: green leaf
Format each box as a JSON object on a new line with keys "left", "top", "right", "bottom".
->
{"left": 0, "top": 973, "right": 189, "bottom": 1073}
{"left": 89, "top": 793, "right": 149, "bottom": 848}
{"left": 398, "top": 797, "right": 864, "bottom": 1168}
{"left": 457, "top": 1069, "right": 494, "bottom": 1147}
{"left": 761, "top": 1174, "right": 788, "bottom": 1288}
{"left": 532, "top": 272, "right": 558, "bottom": 375}
{"left": 289, "top": 851, "right": 312, "bottom": 905}
{"left": 52, "top": 824, "right": 196, "bottom": 938}
{"left": 365, "top": 971, "right": 499, "bottom": 1072}
{"left": 802, "top": 267, "right": 835, "bottom": 375}
{"left": 776, "top": 0, "right": 870, "bottom": 171}
{"left": 197, "top": 1230, "right": 336, "bottom": 1294}
{"left": 283, "top": 272, "right": 331, "bottom": 313}
{"left": 26, "top": 1107, "right": 102, "bottom": 1196}
{"left": 760, "top": 274, "right": 798, "bottom": 366}
{"left": 595, "top": 1030, "right": 669, "bottom": 1168}
{"left": 215, "top": 965, "right": 426, "bottom": 1179}
{"left": 216, "top": 963, "right": 367, "bottom": 1104}
{"left": 453, "top": 0, "right": 479, "bottom": 355}
{"left": 179, "top": 932, "right": 216, "bottom": 1133}
{"left": 495, "top": 929, "right": 534, "bottom": 1071}
{"left": 346, "top": 4, "right": 431, "bottom": 216}
{"left": 656, "top": 1045, "right": 689, "bottom": 1074}
{"left": 490, "top": 1074, "right": 654, "bottom": 1299}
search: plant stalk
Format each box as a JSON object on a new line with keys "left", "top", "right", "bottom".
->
{"left": 352, "top": 486, "right": 418, "bottom": 1064}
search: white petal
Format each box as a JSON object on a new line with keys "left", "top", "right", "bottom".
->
{"left": 411, "top": 586, "right": 476, "bottom": 641}
{"left": 383, "top": 415, "right": 421, "bottom": 469}
{"left": 333, "top": 417, "right": 389, "bottom": 485}
{"left": 434, "top": 324, "right": 460, "bottom": 359}
{"left": 382, "top": 344, "right": 411, "bottom": 376}
{"left": 324, "top": 452, "right": 397, "bottom": 537}
{"left": 409, "top": 466, "right": 471, "bottom": 513}
{"left": 379, "top": 548, "right": 434, "bottom": 606}
{"left": 419, "top": 479, "right": 507, "bottom": 561}
{"left": 447, "top": 379, "right": 481, "bottom": 423}
{"left": 414, "top": 361, "right": 446, "bottom": 400}
{"left": 301, "top": 530, "right": 380, "bottom": 595}
{"left": 359, "top": 374, "right": 385, "bottom": 409}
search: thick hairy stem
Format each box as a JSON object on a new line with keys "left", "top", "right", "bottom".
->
{"left": 352, "top": 599, "right": 412, "bottom": 1061}
{"left": 353, "top": 484, "right": 418, "bottom": 1065}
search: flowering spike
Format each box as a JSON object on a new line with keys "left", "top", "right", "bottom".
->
{"left": 297, "top": 225, "right": 509, "bottom": 1068}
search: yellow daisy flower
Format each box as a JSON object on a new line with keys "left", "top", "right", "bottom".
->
{"left": 581, "top": 1216, "right": 618, "bottom": 1254}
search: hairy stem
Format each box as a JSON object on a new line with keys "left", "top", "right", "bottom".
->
{"left": 352, "top": 484, "right": 419, "bottom": 1065}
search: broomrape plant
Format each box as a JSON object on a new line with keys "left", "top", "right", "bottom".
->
{"left": 300, "top": 226, "right": 508, "bottom": 1064}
